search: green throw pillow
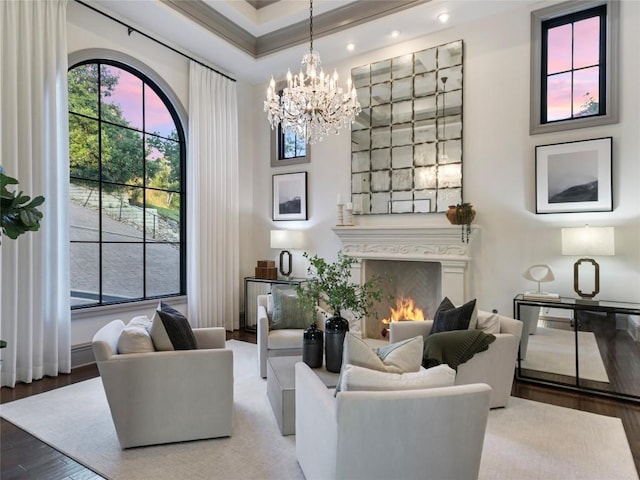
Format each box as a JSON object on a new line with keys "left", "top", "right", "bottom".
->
{"left": 271, "top": 287, "right": 314, "bottom": 330}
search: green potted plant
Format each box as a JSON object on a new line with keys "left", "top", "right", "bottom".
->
{"left": 1, "top": 165, "right": 45, "bottom": 350}
{"left": 445, "top": 202, "right": 476, "bottom": 243}
{"left": 296, "top": 251, "right": 385, "bottom": 372}
{"left": 1, "top": 166, "right": 45, "bottom": 243}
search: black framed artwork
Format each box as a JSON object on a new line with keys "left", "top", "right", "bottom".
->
{"left": 535, "top": 137, "right": 612, "bottom": 214}
{"left": 272, "top": 171, "right": 308, "bottom": 221}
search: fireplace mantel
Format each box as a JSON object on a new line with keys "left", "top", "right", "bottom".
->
{"left": 332, "top": 225, "right": 476, "bottom": 262}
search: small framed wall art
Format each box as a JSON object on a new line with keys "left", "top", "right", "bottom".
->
{"left": 272, "top": 171, "right": 308, "bottom": 221}
{"left": 535, "top": 137, "right": 612, "bottom": 214}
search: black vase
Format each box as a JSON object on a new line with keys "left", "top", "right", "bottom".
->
{"left": 302, "top": 323, "right": 324, "bottom": 368}
{"left": 325, "top": 315, "right": 349, "bottom": 373}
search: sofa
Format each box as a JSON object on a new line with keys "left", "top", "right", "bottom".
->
{"left": 92, "top": 319, "right": 234, "bottom": 448}
{"left": 295, "top": 362, "right": 492, "bottom": 480}
{"left": 389, "top": 311, "right": 523, "bottom": 408}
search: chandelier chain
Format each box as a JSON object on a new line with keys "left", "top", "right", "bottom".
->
{"left": 264, "top": 0, "right": 361, "bottom": 144}
{"left": 309, "top": 0, "right": 313, "bottom": 54}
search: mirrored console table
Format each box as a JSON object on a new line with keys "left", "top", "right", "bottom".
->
{"left": 513, "top": 294, "right": 640, "bottom": 402}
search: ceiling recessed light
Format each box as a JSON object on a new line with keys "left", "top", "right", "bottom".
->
{"left": 346, "top": 43, "right": 355, "bottom": 51}
{"left": 391, "top": 30, "right": 400, "bottom": 38}
{"left": 438, "top": 12, "right": 450, "bottom": 24}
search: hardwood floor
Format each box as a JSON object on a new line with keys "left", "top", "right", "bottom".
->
{"left": 2, "top": 329, "right": 639, "bottom": 479}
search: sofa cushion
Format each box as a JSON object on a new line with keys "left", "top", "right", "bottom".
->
{"left": 150, "top": 301, "right": 198, "bottom": 351}
{"left": 271, "top": 287, "right": 314, "bottom": 330}
{"left": 431, "top": 297, "right": 477, "bottom": 334}
{"left": 267, "top": 328, "right": 305, "bottom": 350}
{"left": 476, "top": 310, "right": 501, "bottom": 334}
{"left": 339, "top": 363, "right": 456, "bottom": 392}
{"left": 336, "top": 333, "right": 423, "bottom": 395}
{"left": 117, "top": 325, "right": 155, "bottom": 354}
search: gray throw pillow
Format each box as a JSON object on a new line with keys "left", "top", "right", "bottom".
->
{"left": 271, "top": 287, "right": 314, "bottom": 330}
{"left": 430, "top": 297, "right": 477, "bottom": 334}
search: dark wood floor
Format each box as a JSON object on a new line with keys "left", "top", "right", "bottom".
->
{"left": 2, "top": 329, "right": 639, "bottom": 479}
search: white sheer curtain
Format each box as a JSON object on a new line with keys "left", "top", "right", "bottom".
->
{"left": 0, "top": 0, "right": 71, "bottom": 387}
{"left": 187, "top": 62, "right": 240, "bottom": 330}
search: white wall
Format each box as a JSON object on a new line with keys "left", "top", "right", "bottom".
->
{"left": 248, "top": 0, "right": 640, "bottom": 317}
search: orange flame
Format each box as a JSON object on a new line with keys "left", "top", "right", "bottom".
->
{"left": 381, "top": 297, "right": 425, "bottom": 325}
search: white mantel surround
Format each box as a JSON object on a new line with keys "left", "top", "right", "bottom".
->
{"left": 332, "top": 224, "right": 477, "bottom": 308}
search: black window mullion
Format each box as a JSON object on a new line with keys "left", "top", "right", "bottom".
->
{"left": 98, "top": 62, "right": 104, "bottom": 305}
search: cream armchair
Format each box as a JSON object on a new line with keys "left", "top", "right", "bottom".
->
{"left": 257, "top": 294, "right": 327, "bottom": 378}
{"left": 92, "top": 319, "right": 234, "bottom": 448}
{"left": 390, "top": 311, "right": 523, "bottom": 408}
{"left": 295, "top": 362, "right": 492, "bottom": 480}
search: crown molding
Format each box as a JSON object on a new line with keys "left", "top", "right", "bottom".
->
{"left": 162, "top": 0, "right": 431, "bottom": 59}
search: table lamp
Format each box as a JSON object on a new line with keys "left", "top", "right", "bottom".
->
{"left": 561, "top": 226, "right": 615, "bottom": 304}
{"left": 270, "top": 229, "right": 304, "bottom": 278}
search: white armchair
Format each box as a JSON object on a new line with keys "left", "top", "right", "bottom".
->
{"left": 390, "top": 311, "right": 523, "bottom": 408}
{"left": 295, "top": 362, "right": 492, "bottom": 480}
{"left": 92, "top": 319, "right": 234, "bottom": 448}
{"left": 257, "top": 294, "right": 327, "bottom": 378}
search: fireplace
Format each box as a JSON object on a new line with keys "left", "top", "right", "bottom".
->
{"left": 333, "top": 225, "right": 475, "bottom": 339}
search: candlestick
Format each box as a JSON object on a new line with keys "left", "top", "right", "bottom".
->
{"left": 345, "top": 205, "right": 353, "bottom": 226}
{"left": 337, "top": 204, "right": 344, "bottom": 226}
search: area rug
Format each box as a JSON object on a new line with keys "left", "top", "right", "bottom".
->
{"left": 521, "top": 326, "right": 610, "bottom": 383}
{"left": 1, "top": 340, "right": 636, "bottom": 480}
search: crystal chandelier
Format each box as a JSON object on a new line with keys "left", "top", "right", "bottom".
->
{"left": 264, "top": 0, "right": 361, "bottom": 145}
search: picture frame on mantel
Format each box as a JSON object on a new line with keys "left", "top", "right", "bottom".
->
{"left": 535, "top": 137, "right": 612, "bottom": 214}
{"left": 273, "top": 171, "right": 308, "bottom": 221}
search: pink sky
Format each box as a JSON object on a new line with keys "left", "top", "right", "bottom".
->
{"left": 102, "top": 66, "right": 175, "bottom": 138}
{"left": 546, "top": 16, "right": 600, "bottom": 121}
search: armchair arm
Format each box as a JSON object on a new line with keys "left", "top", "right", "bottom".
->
{"left": 193, "top": 327, "right": 226, "bottom": 349}
{"left": 295, "top": 362, "right": 338, "bottom": 480}
{"left": 389, "top": 320, "right": 433, "bottom": 343}
{"left": 257, "top": 304, "right": 270, "bottom": 377}
{"left": 499, "top": 316, "right": 523, "bottom": 338}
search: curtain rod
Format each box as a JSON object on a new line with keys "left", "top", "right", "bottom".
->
{"left": 74, "top": 0, "right": 236, "bottom": 82}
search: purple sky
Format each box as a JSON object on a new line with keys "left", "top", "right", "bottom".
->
{"left": 546, "top": 16, "right": 600, "bottom": 121}
{"left": 102, "top": 66, "right": 175, "bottom": 138}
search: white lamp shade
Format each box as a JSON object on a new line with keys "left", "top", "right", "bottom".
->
{"left": 561, "top": 226, "right": 615, "bottom": 256}
{"left": 270, "top": 229, "right": 304, "bottom": 249}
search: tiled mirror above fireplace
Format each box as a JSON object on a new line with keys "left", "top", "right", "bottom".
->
{"left": 351, "top": 40, "right": 464, "bottom": 215}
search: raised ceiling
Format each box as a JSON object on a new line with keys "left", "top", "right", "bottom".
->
{"left": 85, "top": 0, "right": 538, "bottom": 84}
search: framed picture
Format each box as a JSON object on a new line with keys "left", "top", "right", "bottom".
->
{"left": 273, "top": 172, "right": 308, "bottom": 221}
{"left": 535, "top": 137, "right": 612, "bottom": 214}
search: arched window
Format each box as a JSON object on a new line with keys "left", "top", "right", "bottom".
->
{"left": 68, "top": 60, "right": 186, "bottom": 308}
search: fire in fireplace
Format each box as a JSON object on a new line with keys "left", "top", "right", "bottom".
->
{"left": 380, "top": 297, "right": 426, "bottom": 336}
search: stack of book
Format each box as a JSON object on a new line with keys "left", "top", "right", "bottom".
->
{"left": 523, "top": 291, "right": 561, "bottom": 302}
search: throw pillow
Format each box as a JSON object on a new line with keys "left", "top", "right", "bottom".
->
{"left": 271, "top": 287, "right": 314, "bottom": 330}
{"left": 476, "top": 310, "right": 501, "bottom": 335}
{"left": 335, "top": 333, "right": 423, "bottom": 395}
{"left": 149, "top": 301, "right": 198, "bottom": 351}
{"left": 128, "top": 315, "right": 152, "bottom": 330}
{"left": 117, "top": 325, "right": 155, "bottom": 354}
{"left": 339, "top": 364, "right": 456, "bottom": 392}
{"left": 430, "top": 297, "right": 477, "bottom": 334}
